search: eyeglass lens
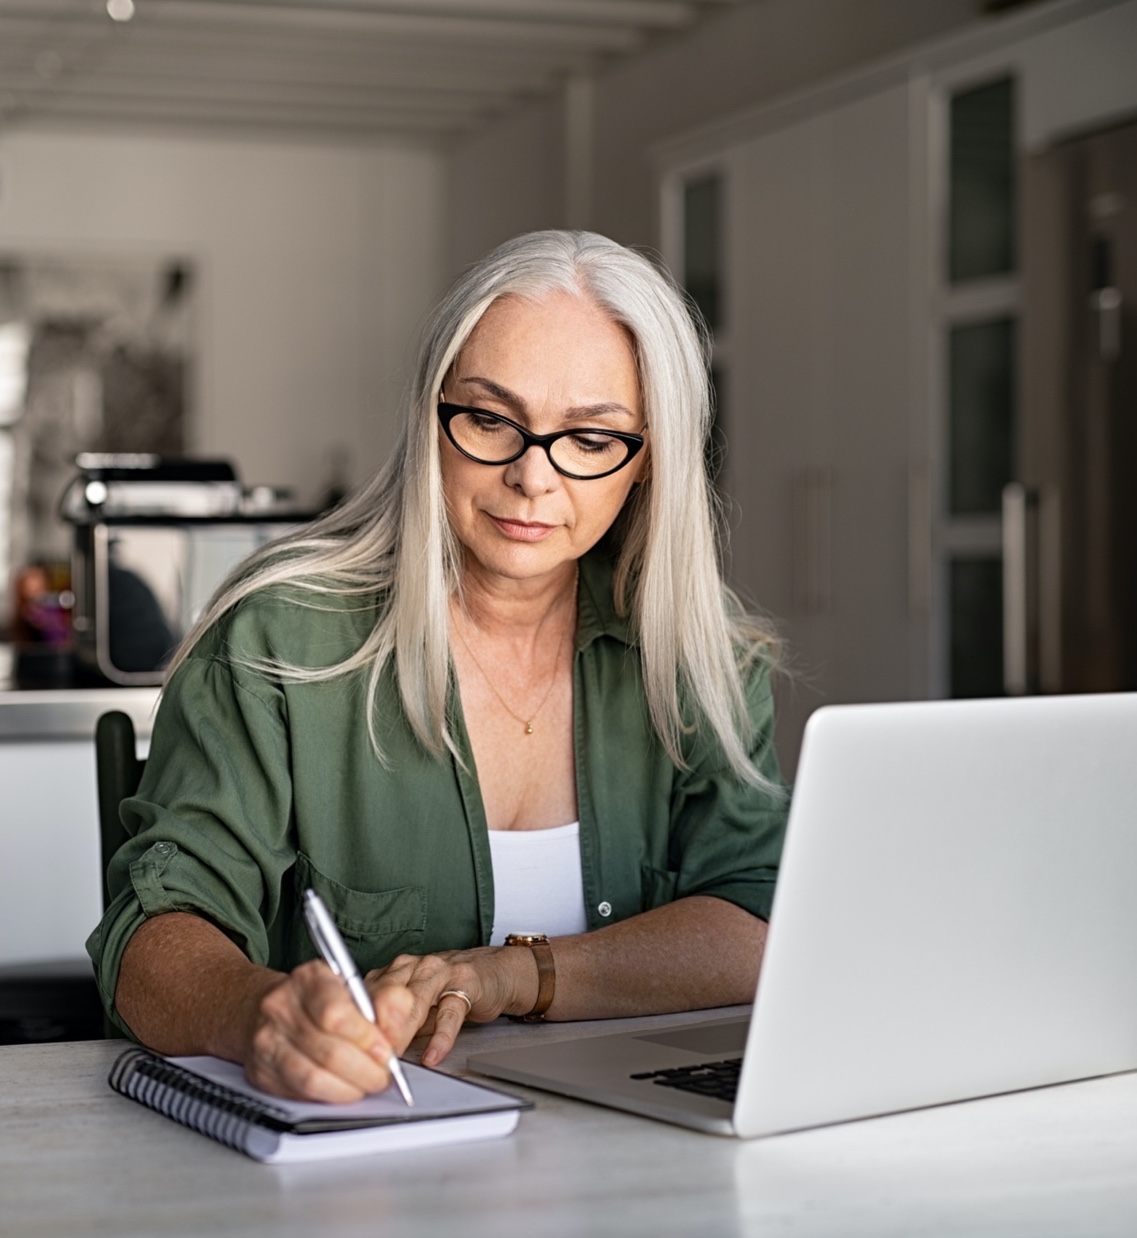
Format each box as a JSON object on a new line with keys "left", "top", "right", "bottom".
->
{"left": 449, "top": 410, "right": 633, "bottom": 477}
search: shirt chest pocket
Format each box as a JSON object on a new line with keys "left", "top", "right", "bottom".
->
{"left": 292, "top": 852, "right": 427, "bottom": 973}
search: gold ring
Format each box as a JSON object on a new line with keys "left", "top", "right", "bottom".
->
{"left": 438, "top": 988, "right": 473, "bottom": 1016}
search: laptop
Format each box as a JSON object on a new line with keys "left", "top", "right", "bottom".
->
{"left": 470, "top": 692, "right": 1137, "bottom": 1137}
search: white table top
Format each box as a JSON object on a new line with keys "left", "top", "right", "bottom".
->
{"left": 5, "top": 1010, "right": 1137, "bottom": 1238}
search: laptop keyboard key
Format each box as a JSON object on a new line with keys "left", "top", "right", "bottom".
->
{"left": 633, "top": 1057, "right": 742, "bottom": 1103}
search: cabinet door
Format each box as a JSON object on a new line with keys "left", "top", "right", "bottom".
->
{"left": 725, "top": 83, "right": 922, "bottom": 772}
{"left": 0, "top": 740, "right": 102, "bottom": 966}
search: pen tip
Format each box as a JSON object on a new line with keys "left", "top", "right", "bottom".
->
{"left": 390, "top": 1056, "right": 415, "bottom": 1107}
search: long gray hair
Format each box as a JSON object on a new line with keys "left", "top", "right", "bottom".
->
{"left": 168, "top": 230, "right": 775, "bottom": 786}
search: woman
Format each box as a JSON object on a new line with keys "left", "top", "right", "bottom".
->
{"left": 88, "top": 230, "right": 787, "bottom": 1104}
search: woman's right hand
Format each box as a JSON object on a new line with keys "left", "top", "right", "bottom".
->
{"left": 115, "top": 913, "right": 416, "bottom": 1104}
{"left": 241, "top": 960, "right": 416, "bottom": 1103}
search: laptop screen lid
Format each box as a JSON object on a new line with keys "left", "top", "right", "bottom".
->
{"left": 734, "top": 691, "right": 1137, "bottom": 1137}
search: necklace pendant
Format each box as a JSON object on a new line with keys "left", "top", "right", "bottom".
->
{"left": 525, "top": 722, "right": 534, "bottom": 735}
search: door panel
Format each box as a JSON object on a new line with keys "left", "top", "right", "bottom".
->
{"left": 1020, "top": 121, "right": 1137, "bottom": 692}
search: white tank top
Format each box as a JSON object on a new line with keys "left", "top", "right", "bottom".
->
{"left": 487, "top": 821, "right": 588, "bottom": 946}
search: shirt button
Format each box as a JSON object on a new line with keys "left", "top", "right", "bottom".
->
{"left": 597, "top": 901, "right": 612, "bottom": 918}
{"left": 154, "top": 842, "right": 174, "bottom": 857}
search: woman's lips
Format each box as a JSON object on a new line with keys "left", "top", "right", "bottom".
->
{"left": 488, "top": 515, "right": 557, "bottom": 541}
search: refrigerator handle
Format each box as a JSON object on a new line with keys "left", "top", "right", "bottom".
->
{"left": 1091, "top": 287, "right": 1122, "bottom": 363}
{"left": 1003, "top": 483, "right": 1062, "bottom": 696}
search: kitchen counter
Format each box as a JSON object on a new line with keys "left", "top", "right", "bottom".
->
{"left": 0, "top": 645, "right": 160, "bottom": 740}
{"left": 0, "top": 684, "right": 160, "bottom": 740}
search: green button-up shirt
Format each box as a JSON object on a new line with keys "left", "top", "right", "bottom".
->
{"left": 87, "top": 550, "right": 788, "bottom": 1029}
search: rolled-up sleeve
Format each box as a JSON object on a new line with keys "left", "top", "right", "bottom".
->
{"left": 667, "top": 662, "right": 788, "bottom": 921}
{"left": 86, "top": 628, "right": 295, "bottom": 1032}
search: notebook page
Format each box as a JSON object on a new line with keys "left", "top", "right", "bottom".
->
{"left": 169, "top": 1055, "right": 523, "bottom": 1125}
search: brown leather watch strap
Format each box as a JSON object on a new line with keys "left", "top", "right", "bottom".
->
{"left": 504, "top": 933, "right": 555, "bottom": 1021}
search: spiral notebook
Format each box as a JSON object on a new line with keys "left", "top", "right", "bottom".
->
{"left": 109, "top": 1047, "right": 530, "bottom": 1163}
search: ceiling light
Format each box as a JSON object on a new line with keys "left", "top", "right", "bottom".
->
{"left": 106, "top": 0, "right": 135, "bottom": 22}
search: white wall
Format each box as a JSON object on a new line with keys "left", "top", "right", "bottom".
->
{"left": 0, "top": 129, "right": 447, "bottom": 505}
{"left": 447, "top": 0, "right": 980, "bottom": 266}
{"left": 447, "top": 96, "right": 563, "bottom": 283}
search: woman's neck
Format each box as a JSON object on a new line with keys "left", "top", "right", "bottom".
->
{"left": 454, "top": 557, "right": 579, "bottom": 645}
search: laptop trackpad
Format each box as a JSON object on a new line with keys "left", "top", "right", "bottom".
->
{"left": 634, "top": 1021, "right": 748, "bottom": 1055}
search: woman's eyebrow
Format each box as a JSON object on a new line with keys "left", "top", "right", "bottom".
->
{"left": 562, "top": 402, "right": 636, "bottom": 421}
{"left": 460, "top": 376, "right": 636, "bottom": 421}
{"left": 462, "top": 376, "right": 524, "bottom": 411}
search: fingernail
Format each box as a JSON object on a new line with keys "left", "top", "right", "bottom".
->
{"left": 422, "top": 1049, "right": 438, "bottom": 1067}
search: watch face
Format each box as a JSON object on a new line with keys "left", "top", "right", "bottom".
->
{"left": 507, "top": 933, "right": 549, "bottom": 945}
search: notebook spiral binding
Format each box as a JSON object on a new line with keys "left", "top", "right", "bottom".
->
{"left": 109, "top": 1047, "right": 292, "bottom": 1155}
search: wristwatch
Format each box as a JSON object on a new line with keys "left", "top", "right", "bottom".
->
{"left": 504, "top": 933, "right": 555, "bottom": 1021}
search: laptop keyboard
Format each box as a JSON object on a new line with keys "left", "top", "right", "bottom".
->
{"left": 630, "top": 1058, "right": 742, "bottom": 1103}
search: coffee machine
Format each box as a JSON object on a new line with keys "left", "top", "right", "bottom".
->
{"left": 63, "top": 455, "right": 310, "bottom": 686}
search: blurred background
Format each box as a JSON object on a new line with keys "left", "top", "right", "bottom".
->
{"left": 0, "top": 0, "right": 1133, "bottom": 775}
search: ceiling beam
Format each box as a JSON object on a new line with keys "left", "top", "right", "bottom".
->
{"left": 0, "top": 1, "right": 648, "bottom": 52}
{"left": 0, "top": 53, "right": 559, "bottom": 97}
{"left": 164, "top": 0, "right": 696, "bottom": 29}
{"left": 0, "top": 0, "right": 701, "bottom": 25}
{"left": 0, "top": 72, "right": 519, "bottom": 114}
{"left": 0, "top": 24, "right": 596, "bottom": 77}
{"left": 5, "top": 91, "right": 487, "bottom": 128}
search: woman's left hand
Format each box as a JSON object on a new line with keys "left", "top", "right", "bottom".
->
{"left": 366, "top": 946, "right": 536, "bottom": 1066}
{"left": 366, "top": 898, "right": 766, "bottom": 1067}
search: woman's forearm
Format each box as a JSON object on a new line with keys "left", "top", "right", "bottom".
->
{"left": 117, "top": 901, "right": 767, "bottom": 1084}
{"left": 372, "top": 894, "right": 765, "bottom": 1068}
{"left": 544, "top": 895, "right": 766, "bottom": 1021}
{"left": 114, "top": 912, "right": 285, "bottom": 1060}
{"left": 117, "top": 913, "right": 413, "bottom": 1102}
{"left": 117, "top": 898, "right": 764, "bottom": 1079}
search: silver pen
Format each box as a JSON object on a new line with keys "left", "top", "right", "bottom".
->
{"left": 302, "top": 887, "right": 415, "bottom": 1107}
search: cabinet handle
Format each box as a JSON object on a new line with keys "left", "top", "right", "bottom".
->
{"left": 1038, "top": 487, "right": 1062, "bottom": 693}
{"left": 1002, "top": 483, "right": 1062, "bottom": 695}
{"left": 1002, "top": 484, "right": 1029, "bottom": 696}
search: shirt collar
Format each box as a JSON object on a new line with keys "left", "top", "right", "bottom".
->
{"left": 577, "top": 545, "right": 634, "bottom": 649}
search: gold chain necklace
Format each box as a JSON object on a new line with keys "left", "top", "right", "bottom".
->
{"left": 454, "top": 570, "right": 577, "bottom": 736}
